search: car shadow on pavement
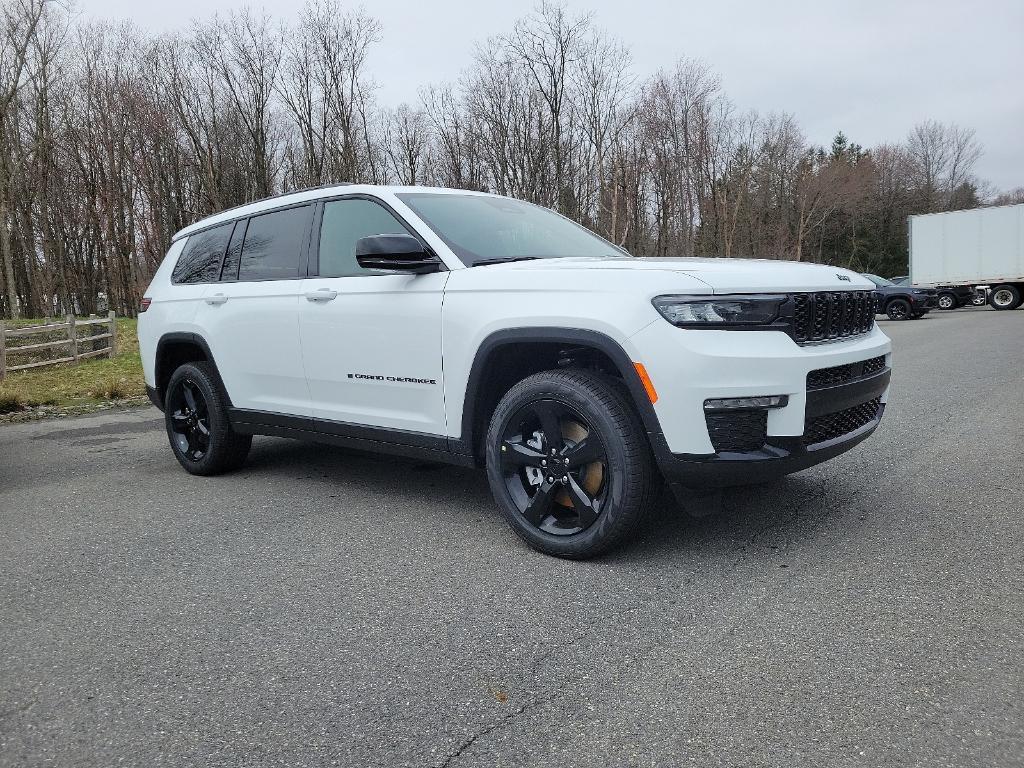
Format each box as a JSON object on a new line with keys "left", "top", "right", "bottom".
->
{"left": 239, "top": 436, "right": 865, "bottom": 567}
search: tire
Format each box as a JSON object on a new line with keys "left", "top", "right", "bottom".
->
{"left": 164, "top": 361, "right": 252, "bottom": 475}
{"left": 885, "top": 298, "right": 912, "bottom": 321}
{"left": 989, "top": 284, "right": 1022, "bottom": 311}
{"left": 484, "top": 369, "right": 656, "bottom": 559}
{"left": 937, "top": 292, "right": 957, "bottom": 310}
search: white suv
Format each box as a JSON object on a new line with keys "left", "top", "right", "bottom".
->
{"left": 138, "top": 185, "right": 892, "bottom": 558}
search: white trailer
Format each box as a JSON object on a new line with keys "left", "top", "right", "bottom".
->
{"left": 910, "top": 203, "right": 1024, "bottom": 310}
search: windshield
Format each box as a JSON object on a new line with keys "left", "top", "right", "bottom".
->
{"left": 396, "top": 192, "right": 626, "bottom": 266}
{"left": 863, "top": 274, "right": 894, "bottom": 287}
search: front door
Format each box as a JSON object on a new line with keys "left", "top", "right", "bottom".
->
{"left": 298, "top": 197, "right": 448, "bottom": 436}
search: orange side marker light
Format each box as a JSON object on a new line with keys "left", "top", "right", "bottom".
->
{"left": 633, "top": 362, "right": 658, "bottom": 404}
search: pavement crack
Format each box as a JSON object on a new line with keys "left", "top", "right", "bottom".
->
{"left": 436, "top": 693, "right": 557, "bottom": 768}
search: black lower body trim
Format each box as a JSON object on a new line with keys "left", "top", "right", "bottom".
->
{"left": 655, "top": 368, "right": 890, "bottom": 496}
{"left": 659, "top": 407, "right": 883, "bottom": 491}
{"left": 227, "top": 408, "right": 476, "bottom": 467}
{"left": 146, "top": 385, "right": 163, "bottom": 411}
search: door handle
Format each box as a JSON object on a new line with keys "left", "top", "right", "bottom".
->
{"left": 205, "top": 293, "right": 228, "bottom": 305}
{"left": 305, "top": 288, "right": 338, "bottom": 302}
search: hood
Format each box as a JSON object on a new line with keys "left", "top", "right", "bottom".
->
{"left": 473, "top": 256, "right": 874, "bottom": 293}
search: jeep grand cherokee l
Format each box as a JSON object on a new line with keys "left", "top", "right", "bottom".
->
{"left": 138, "top": 185, "right": 892, "bottom": 558}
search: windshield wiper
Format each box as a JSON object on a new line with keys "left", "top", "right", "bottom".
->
{"left": 471, "top": 256, "right": 544, "bottom": 266}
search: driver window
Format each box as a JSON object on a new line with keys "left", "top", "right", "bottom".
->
{"left": 318, "top": 199, "right": 409, "bottom": 278}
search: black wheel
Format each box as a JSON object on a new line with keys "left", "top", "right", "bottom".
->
{"left": 165, "top": 361, "right": 251, "bottom": 475}
{"left": 886, "top": 298, "right": 911, "bottom": 320}
{"left": 937, "top": 292, "right": 957, "bottom": 310}
{"left": 485, "top": 369, "right": 656, "bottom": 559}
{"left": 989, "top": 284, "right": 1022, "bottom": 310}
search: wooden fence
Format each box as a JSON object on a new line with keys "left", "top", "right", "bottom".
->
{"left": 0, "top": 311, "right": 118, "bottom": 380}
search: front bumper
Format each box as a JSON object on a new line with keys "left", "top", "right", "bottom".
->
{"left": 656, "top": 369, "right": 888, "bottom": 489}
{"left": 624, "top": 321, "right": 892, "bottom": 490}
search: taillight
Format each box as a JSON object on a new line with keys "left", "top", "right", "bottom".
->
{"left": 140, "top": 297, "right": 152, "bottom": 312}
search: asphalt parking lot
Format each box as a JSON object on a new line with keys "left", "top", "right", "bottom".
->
{"left": 1, "top": 307, "right": 1022, "bottom": 767}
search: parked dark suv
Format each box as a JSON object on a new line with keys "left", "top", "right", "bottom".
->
{"left": 890, "top": 276, "right": 974, "bottom": 310}
{"left": 862, "top": 274, "right": 938, "bottom": 320}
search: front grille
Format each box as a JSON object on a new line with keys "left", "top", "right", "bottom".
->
{"left": 803, "top": 397, "right": 882, "bottom": 445}
{"left": 807, "top": 355, "right": 887, "bottom": 390}
{"left": 807, "top": 363, "right": 854, "bottom": 389}
{"left": 861, "top": 355, "right": 886, "bottom": 375}
{"left": 792, "top": 291, "right": 875, "bottom": 344}
{"left": 705, "top": 410, "right": 767, "bottom": 453}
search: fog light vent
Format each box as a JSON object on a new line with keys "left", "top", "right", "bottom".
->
{"left": 703, "top": 395, "right": 788, "bottom": 411}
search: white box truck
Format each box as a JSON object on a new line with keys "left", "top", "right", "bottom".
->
{"left": 910, "top": 203, "right": 1024, "bottom": 310}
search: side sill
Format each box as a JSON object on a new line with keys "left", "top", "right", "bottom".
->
{"left": 227, "top": 408, "right": 476, "bottom": 468}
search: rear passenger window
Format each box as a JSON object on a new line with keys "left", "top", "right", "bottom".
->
{"left": 172, "top": 224, "right": 232, "bottom": 284}
{"left": 238, "top": 205, "right": 312, "bottom": 281}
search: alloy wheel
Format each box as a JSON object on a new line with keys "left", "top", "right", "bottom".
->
{"left": 888, "top": 302, "right": 909, "bottom": 320}
{"left": 499, "top": 399, "right": 608, "bottom": 536}
{"left": 938, "top": 294, "right": 955, "bottom": 309}
{"left": 168, "top": 378, "right": 211, "bottom": 461}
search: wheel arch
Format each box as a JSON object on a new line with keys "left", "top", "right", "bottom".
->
{"left": 458, "top": 327, "right": 661, "bottom": 464}
{"left": 154, "top": 332, "right": 229, "bottom": 410}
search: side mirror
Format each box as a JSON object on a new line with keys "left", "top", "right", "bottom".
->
{"left": 355, "top": 234, "right": 443, "bottom": 274}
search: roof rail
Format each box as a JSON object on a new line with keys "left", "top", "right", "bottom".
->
{"left": 195, "top": 181, "right": 356, "bottom": 221}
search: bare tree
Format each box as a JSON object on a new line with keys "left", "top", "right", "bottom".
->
{"left": 278, "top": 1, "right": 380, "bottom": 188}
{"left": 0, "top": 0, "right": 1002, "bottom": 319}
{"left": 905, "top": 119, "right": 982, "bottom": 212}
{"left": 0, "top": 0, "right": 49, "bottom": 317}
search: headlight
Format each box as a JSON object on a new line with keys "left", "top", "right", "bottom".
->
{"left": 652, "top": 295, "right": 785, "bottom": 327}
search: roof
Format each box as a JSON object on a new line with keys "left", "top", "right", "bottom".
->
{"left": 172, "top": 185, "right": 492, "bottom": 242}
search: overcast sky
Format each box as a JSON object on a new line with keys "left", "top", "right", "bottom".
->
{"left": 77, "top": 0, "right": 1024, "bottom": 192}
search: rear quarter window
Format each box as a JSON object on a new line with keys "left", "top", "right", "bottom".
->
{"left": 171, "top": 223, "right": 233, "bottom": 284}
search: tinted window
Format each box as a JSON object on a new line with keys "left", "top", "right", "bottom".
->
{"left": 172, "top": 224, "right": 232, "bottom": 284}
{"left": 863, "top": 274, "right": 894, "bottom": 287}
{"left": 396, "top": 193, "right": 623, "bottom": 266}
{"left": 219, "top": 220, "right": 246, "bottom": 281}
{"left": 318, "top": 199, "right": 409, "bottom": 278}
{"left": 238, "top": 205, "right": 312, "bottom": 281}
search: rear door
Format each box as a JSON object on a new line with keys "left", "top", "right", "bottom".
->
{"left": 194, "top": 204, "right": 314, "bottom": 418}
{"left": 298, "top": 196, "right": 448, "bottom": 435}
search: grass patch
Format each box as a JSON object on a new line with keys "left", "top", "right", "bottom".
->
{"left": 0, "top": 317, "right": 145, "bottom": 418}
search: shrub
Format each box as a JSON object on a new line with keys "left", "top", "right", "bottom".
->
{"left": 0, "top": 392, "right": 25, "bottom": 414}
{"left": 89, "top": 378, "right": 130, "bottom": 400}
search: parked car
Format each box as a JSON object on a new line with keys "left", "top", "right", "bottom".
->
{"left": 890, "top": 275, "right": 974, "bottom": 310}
{"left": 139, "top": 185, "right": 893, "bottom": 559}
{"left": 862, "top": 274, "right": 937, "bottom": 320}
